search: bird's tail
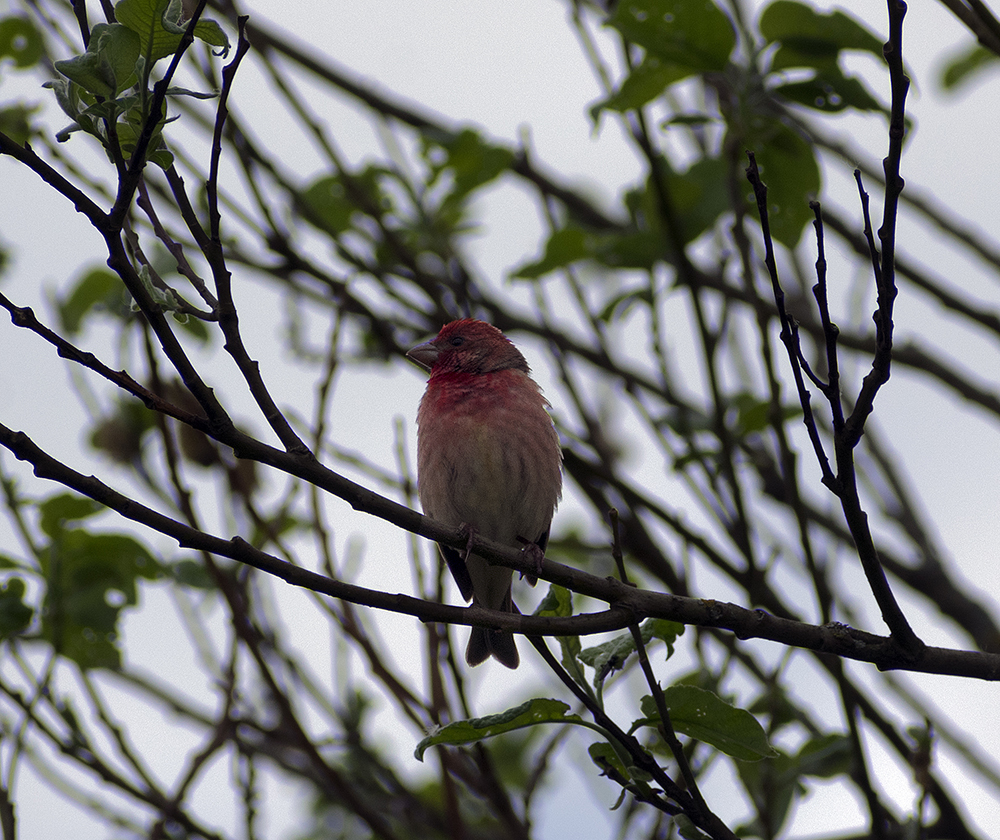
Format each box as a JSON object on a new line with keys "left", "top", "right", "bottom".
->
{"left": 466, "top": 627, "right": 519, "bottom": 669}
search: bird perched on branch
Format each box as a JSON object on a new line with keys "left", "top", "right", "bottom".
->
{"left": 408, "top": 319, "right": 562, "bottom": 668}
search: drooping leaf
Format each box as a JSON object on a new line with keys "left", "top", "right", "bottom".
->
{"left": 637, "top": 685, "right": 777, "bottom": 761}
{"left": 53, "top": 47, "right": 117, "bottom": 99}
{"left": 163, "top": 86, "right": 218, "bottom": 100}
{"left": 592, "top": 228, "right": 666, "bottom": 270}
{"left": 598, "top": 283, "right": 653, "bottom": 324}
{"left": 512, "top": 221, "right": 668, "bottom": 281}
{"left": 414, "top": 698, "right": 584, "bottom": 760}
{"left": 90, "top": 398, "right": 158, "bottom": 465}
{"left": 729, "top": 391, "right": 801, "bottom": 435}
{"left": 534, "top": 584, "right": 573, "bottom": 620}
{"left": 675, "top": 815, "right": 713, "bottom": 840}
{"left": 792, "top": 732, "right": 854, "bottom": 778}
{"left": 0, "top": 554, "right": 26, "bottom": 570}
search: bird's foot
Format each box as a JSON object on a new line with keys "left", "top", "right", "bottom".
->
{"left": 517, "top": 537, "right": 545, "bottom": 586}
{"left": 458, "top": 522, "right": 478, "bottom": 563}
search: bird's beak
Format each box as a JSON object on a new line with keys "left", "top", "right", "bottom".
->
{"left": 406, "top": 340, "right": 439, "bottom": 372}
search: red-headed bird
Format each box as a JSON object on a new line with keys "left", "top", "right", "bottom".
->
{"left": 408, "top": 319, "right": 562, "bottom": 668}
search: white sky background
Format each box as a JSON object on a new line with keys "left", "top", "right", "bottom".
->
{"left": 2, "top": 0, "right": 1000, "bottom": 837}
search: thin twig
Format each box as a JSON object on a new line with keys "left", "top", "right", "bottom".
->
{"left": 745, "top": 152, "right": 838, "bottom": 492}
{"left": 611, "top": 511, "right": 714, "bottom": 825}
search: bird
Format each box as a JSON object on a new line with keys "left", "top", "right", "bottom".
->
{"left": 408, "top": 319, "right": 562, "bottom": 668}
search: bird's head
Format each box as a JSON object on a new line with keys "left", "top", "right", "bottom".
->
{"left": 407, "top": 319, "right": 529, "bottom": 376}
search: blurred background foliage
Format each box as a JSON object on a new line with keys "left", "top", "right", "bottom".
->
{"left": 1, "top": 0, "right": 1000, "bottom": 837}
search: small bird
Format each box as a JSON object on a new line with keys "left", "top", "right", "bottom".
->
{"left": 408, "top": 319, "right": 562, "bottom": 668}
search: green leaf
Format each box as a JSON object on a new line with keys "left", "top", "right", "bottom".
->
{"left": 589, "top": 741, "right": 661, "bottom": 808}
{"left": 734, "top": 732, "right": 852, "bottom": 837}
{"left": 665, "top": 156, "right": 730, "bottom": 245}
{"left": 54, "top": 51, "right": 116, "bottom": 99}
{"left": 534, "top": 584, "right": 573, "bottom": 619}
{"left": 675, "top": 815, "right": 712, "bottom": 840}
{"left": 793, "top": 732, "right": 854, "bottom": 778}
{"left": 116, "top": 0, "right": 229, "bottom": 64}
{"left": 598, "top": 284, "right": 653, "bottom": 324}
{"left": 591, "top": 228, "right": 665, "bottom": 270}
{"left": 58, "top": 267, "right": 124, "bottom": 335}
{"left": 164, "top": 86, "right": 218, "bottom": 99}
{"left": 414, "top": 698, "right": 584, "bottom": 760}
{"left": 38, "top": 493, "right": 103, "bottom": 538}
{"left": 145, "top": 145, "right": 174, "bottom": 169}
{"left": 0, "top": 16, "right": 45, "bottom": 68}
{"left": 54, "top": 24, "right": 140, "bottom": 97}
{"left": 436, "top": 128, "right": 514, "bottom": 201}
{"left": 746, "top": 121, "right": 820, "bottom": 248}
{"left": 760, "top": 1, "right": 884, "bottom": 70}
{"left": 590, "top": 56, "right": 692, "bottom": 123}
{"left": 90, "top": 398, "right": 158, "bottom": 464}
{"left": 0, "top": 577, "right": 33, "bottom": 638}
{"left": 0, "top": 554, "right": 26, "bottom": 570}
{"left": 580, "top": 619, "right": 684, "bottom": 688}
{"left": 940, "top": 43, "right": 1000, "bottom": 91}
{"left": 44, "top": 77, "right": 84, "bottom": 123}
{"left": 607, "top": 0, "right": 736, "bottom": 74}
{"left": 41, "top": 529, "right": 161, "bottom": 670}
{"left": 772, "top": 70, "right": 885, "bottom": 115}
{"left": 729, "top": 391, "right": 801, "bottom": 435}
{"left": 513, "top": 212, "right": 677, "bottom": 280}
{"left": 588, "top": 741, "right": 630, "bottom": 780}
{"left": 300, "top": 175, "right": 357, "bottom": 237}
{"left": 113, "top": 112, "right": 174, "bottom": 167}
{"left": 167, "top": 558, "right": 215, "bottom": 589}
{"left": 638, "top": 685, "right": 777, "bottom": 761}
{"left": 534, "top": 585, "right": 584, "bottom": 677}
{"left": 92, "top": 23, "right": 141, "bottom": 91}
{"left": 0, "top": 103, "right": 40, "bottom": 145}
{"left": 511, "top": 227, "right": 591, "bottom": 280}
{"left": 662, "top": 112, "right": 718, "bottom": 127}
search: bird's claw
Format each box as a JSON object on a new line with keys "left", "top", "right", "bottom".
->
{"left": 458, "top": 523, "right": 478, "bottom": 563}
{"left": 517, "top": 537, "right": 545, "bottom": 586}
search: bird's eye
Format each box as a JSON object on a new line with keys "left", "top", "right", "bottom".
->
{"left": 449, "top": 336, "right": 465, "bottom": 347}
